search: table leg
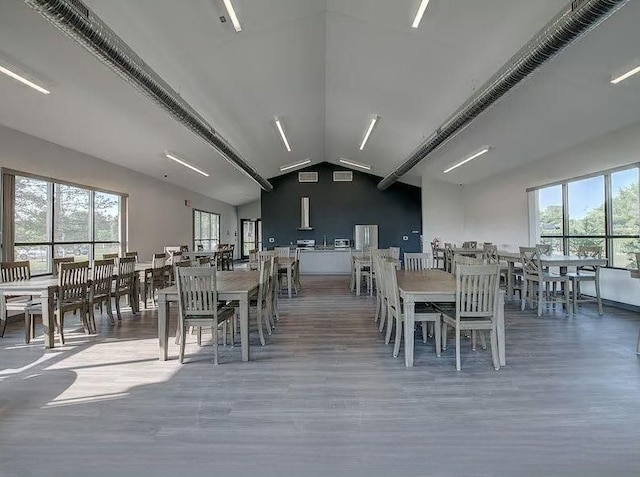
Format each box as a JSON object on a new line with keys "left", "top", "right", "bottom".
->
{"left": 41, "top": 289, "right": 55, "bottom": 348}
{"left": 158, "top": 294, "right": 169, "bottom": 361}
{"left": 239, "top": 294, "right": 250, "bottom": 362}
{"left": 507, "top": 261, "right": 514, "bottom": 301}
{"left": 497, "top": 290, "right": 506, "bottom": 366}
{"left": 404, "top": 300, "right": 415, "bottom": 367}
{"left": 132, "top": 274, "right": 140, "bottom": 314}
{"left": 287, "top": 266, "right": 292, "bottom": 298}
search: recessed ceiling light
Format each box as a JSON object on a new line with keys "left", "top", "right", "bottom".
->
{"left": 280, "top": 158, "right": 311, "bottom": 172}
{"left": 339, "top": 158, "right": 371, "bottom": 171}
{"left": 611, "top": 64, "right": 640, "bottom": 84}
{"left": 443, "top": 146, "right": 490, "bottom": 174}
{"left": 359, "top": 115, "right": 379, "bottom": 151}
{"left": 275, "top": 117, "right": 292, "bottom": 152}
{"left": 0, "top": 63, "right": 50, "bottom": 95}
{"left": 164, "top": 152, "right": 209, "bottom": 177}
{"left": 411, "top": 0, "right": 431, "bottom": 29}
{"left": 222, "top": 0, "right": 242, "bottom": 32}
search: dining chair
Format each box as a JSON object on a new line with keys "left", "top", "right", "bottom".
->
{"left": 389, "top": 247, "right": 400, "bottom": 261}
{"left": 53, "top": 257, "right": 75, "bottom": 276}
{"left": 431, "top": 242, "right": 445, "bottom": 270}
{"left": 252, "top": 257, "right": 273, "bottom": 346}
{"left": 88, "top": 259, "right": 115, "bottom": 331}
{"left": 56, "top": 261, "right": 91, "bottom": 345}
{"left": 440, "top": 264, "right": 500, "bottom": 371}
{"left": 462, "top": 241, "right": 477, "bottom": 249}
{"left": 268, "top": 255, "right": 280, "bottom": 325}
{"left": 114, "top": 256, "right": 136, "bottom": 322}
{"left": 520, "top": 247, "right": 569, "bottom": 316}
{"left": 483, "top": 244, "right": 509, "bottom": 287}
{"left": 444, "top": 244, "right": 454, "bottom": 273}
{"left": 535, "top": 243, "right": 552, "bottom": 255}
{"left": 292, "top": 247, "right": 302, "bottom": 295}
{"left": 175, "top": 266, "right": 236, "bottom": 365}
{"left": 274, "top": 246, "right": 291, "bottom": 258}
{"left": 372, "top": 254, "right": 386, "bottom": 328}
{"left": 125, "top": 251, "right": 139, "bottom": 262}
{"left": 384, "top": 260, "right": 442, "bottom": 359}
{"left": 404, "top": 253, "right": 431, "bottom": 271}
{"left": 248, "top": 249, "right": 259, "bottom": 271}
{"left": 566, "top": 245, "right": 603, "bottom": 315}
{"left": 144, "top": 253, "right": 167, "bottom": 307}
{"left": 0, "top": 261, "right": 34, "bottom": 341}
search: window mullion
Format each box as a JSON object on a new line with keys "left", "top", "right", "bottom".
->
{"left": 604, "top": 173, "right": 612, "bottom": 266}
{"left": 562, "top": 183, "right": 568, "bottom": 255}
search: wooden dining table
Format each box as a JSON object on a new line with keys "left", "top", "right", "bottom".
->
{"left": 156, "top": 270, "right": 260, "bottom": 362}
{"left": 396, "top": 269, "right": 506, "bottom": 368}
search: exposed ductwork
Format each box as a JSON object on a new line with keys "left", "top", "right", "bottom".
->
{"left": 377, "top": 0, "right": 629, "bottom": 190}
{"left": 23, "top": 0, "right": 273, "bottom": 192}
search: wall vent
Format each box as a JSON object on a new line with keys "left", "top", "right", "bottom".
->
{"left": 298, "top": 171, "right": 318, "bottom": 183}
{"left": 333, "top": 171, "right": 353, "bottom": 182}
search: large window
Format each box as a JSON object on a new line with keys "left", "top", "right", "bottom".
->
{"left": 193, "top": 209, "right": 220, "bottom": 251}
{"left": 8, "top": 173, "right": 124, "bottom": 275}
{"left": 536, "top": 165, "right": 640, "bottom": 268}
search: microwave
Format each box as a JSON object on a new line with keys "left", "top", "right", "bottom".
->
{"left": 334, "top": 238, "right": 351, "bottom": 248}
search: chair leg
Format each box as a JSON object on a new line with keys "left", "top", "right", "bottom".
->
{"left": 490, "top": 326, "right": 500, "bottom": 370}
{"left": 384, "top": 308, "right": 393, "bottom": 344}
{"left": 479, "top": 330, "right": 487, "bottom": 350}
{"left": 256, "top": 308, "right": 266, "bottom": 346}
{"left": 57, "top": 311, "right": 65, "bottom": 346}
{"left": 179, "top": 323, "right": 186, "bottom": 364}
{"left": 595, "top": 275, "right": 603, "bottom": 315}
{"left": 521, "top": 279, "right": 527, "bottom": 311}
{"left": 24, "top": 312, "right": 32, "bottom": 344}
{"left": 434, "top": 318, "right": 441, "bottom": 357}
{"left": 115, "top": 294, "right": 123, "bottom": 322}
{"left": 455, "top": 325, "right": 461, "bottom": 371}
{"left": 537, "top": 282, "right": 543, "bottom": 317}
{"left": 441, "top": 322, "right": 448, "bottom": 351}
{"left": 421, "top": 322, "right": 427, "bottom": 343}
{"left": 572, "top": 278, "right": 578, "bottom": 315}
{"left": 212, "top": 320, "right": 219, "bottom": 365}
{"left": 564, "top": 280, "right": 570, "bottom": 315}
{"left": 392, "top": 318, "right": 402, "bottom": 358}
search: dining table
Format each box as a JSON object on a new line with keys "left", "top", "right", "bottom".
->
{"left": 498, "top": 251, "right": 608, "bottom": 301}
{"left": 396, "top": 269, "right": 506, "bottom": 368}
{"left": 156, "top": 270, "right": 260, "bottom": 362}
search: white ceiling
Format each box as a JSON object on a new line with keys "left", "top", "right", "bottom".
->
{"left": 0, "top": 0, "right": 639, "bottom": 205}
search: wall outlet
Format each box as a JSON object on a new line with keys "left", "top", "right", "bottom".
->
{"left": 402, "top": 235, "right": 408, "bottom": 241}
{"left": 269, "top": 237, "right": 275, "bottom": 243}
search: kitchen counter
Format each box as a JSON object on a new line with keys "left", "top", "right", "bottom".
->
{"left": 299, "top": 248, "right": 352, "bottom": 275}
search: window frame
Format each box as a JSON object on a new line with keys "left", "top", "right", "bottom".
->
{"left": 529, "top": 163, "right": 640, "bottom": 269}
{"left": 192, "top": 208, "right": 220, "bottom": 251}
{"left": 1, "top": 168, "right": 127, "bottom": 275}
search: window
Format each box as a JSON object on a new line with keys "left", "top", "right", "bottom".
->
{"left": 193, "top": 209, "right": 220, "bottom": 251}
{"left": 6, "top": 172, "right": 125, "bottom": 275}
{"left": 535, "top": 165, "right": 640, "bottom": 268}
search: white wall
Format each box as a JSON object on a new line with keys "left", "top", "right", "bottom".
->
{"left": 237, "top": 200, "right": 260, "bottom": 221}
{"left": 0, "top": 125, "right": 238, "bottom": 261}
{"left": 457, "top": 121, "right": 640, "bottom": 306}
{"left": 421, "top": 178, "right": 465, "bottom": 250}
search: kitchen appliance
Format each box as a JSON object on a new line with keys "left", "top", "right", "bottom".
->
{"left": 354, "top": 225, "right": 378, "bottom": 251}
{"left": 296, "top": 239, "right": 315, "bottom": 250}
{"left": 334, "top": 238, "right": 351, "bottom": 248}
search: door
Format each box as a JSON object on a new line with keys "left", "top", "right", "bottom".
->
{"left": 241, "top": 219, "right": 260, "bottom": 259}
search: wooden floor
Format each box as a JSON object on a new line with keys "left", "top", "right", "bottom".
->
{"left": 1, "top": 275, "right": 639, "bottom": 477}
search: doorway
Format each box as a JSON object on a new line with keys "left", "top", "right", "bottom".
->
{"left": 240, "top": 219, "right": 261, "bottom": 259}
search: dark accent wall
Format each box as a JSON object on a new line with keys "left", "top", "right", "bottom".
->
{"left": 261, "top": 162, "right": 422, "bottom": 255}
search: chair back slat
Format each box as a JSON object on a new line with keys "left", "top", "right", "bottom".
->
{"left": 403, "top": 253, "right": 431, "bottom": 271}
{"left": 456, "top": 264, "right": 500, "bottom": 318}
{"left": 53, "top": 257, "right": 75, "bottom": 277}
{"left": 1, "top": 261, "right": 31, "bottom": 282}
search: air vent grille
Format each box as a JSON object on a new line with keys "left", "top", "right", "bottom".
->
{"left": 298, "top": 172, "right": 318, "bottom": 183}
{"left": 333, "top": 171, "right": 353, "bottom": 182}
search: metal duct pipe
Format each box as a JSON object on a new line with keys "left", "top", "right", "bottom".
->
{"left": 23, "top": 0, "right": 273, "bottom": 192}
{"left": 378, "top": 0, "right": 628, "bottom": 190}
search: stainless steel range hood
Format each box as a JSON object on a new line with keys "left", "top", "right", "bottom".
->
{"left": 297, "top": 197, "right": 313, "bottom": 230}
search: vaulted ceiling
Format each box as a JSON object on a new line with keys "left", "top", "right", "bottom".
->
{"left": 1, "top": 0, "right": 639, "bottom": 205}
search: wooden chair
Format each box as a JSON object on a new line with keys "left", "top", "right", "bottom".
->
{"left": 431, "top": 242, "right": 445, "bottom": 270}
{"left": 389, "top": 247, "right": 400, "bottom": 261}
{"left": 53, "top": 257, "right": 75, "bottom": 276}
{"left": 144, "top": 253, "right": 167, "bottom": 307}
{"left": 462, "top": 241, "right": 477, "bottom": 249}
{"left": 175, "top": 266, "right": 236, "bottom": 365}
{"left": 404, "top": 253, "right": 431, "bottom": 271}
{"left": 483, "top": 244, "right": 509, "bottom": 287}
{"left": 440, "top": 264, "right": 501, "bottom": 371}
{"left": 372, "top": 254, "right": 386, "bottom": 329}
{"left": 102, "top": 253, "right": 119, "bottom": 260}
{"left": 248, "top": 249, "right": 259, "bottom": 271}
{"left": 0, "top": 261, "right": 34, "bottom": 341}
{"left": 114, "top": 257, "right": 136, "bottom": 322}
{"left": 56, "top": 261, "right": 90, "bottom": 345}
{"left": 274, "top": 246, "right": 291, "bottom": 258}
{"left": 383, "top": 260, "right": 441, "bottom": 358}
{"left": 520, "top": 247, "right": 569, "bottom": 316}
{"left": 125, "top": 251, "right": 139, "bottom": 262}
{"left": 536, "top": 243, "right": 552, "bottom": 255}
{"left": 444, "top": 244, "right": 454, "bottom": 273}
{"left": 88, "top": 259, "right": 115, "bottom": 331}
{"left": 566, "top": 245, "right": 603, "bottom": 315}
{"left": 198, "top": 257, "right": 211, "bottom": 267}
{"left": 292, "top": 247, "right": 302, "bottom": 294}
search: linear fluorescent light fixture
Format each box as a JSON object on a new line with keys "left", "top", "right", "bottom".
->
{"left": 164, "top": 152, "right": 209, "bottom": 177}
{"left": 443, "top": 146, "right": 490, "bottom": 174}
{"left": 222, "top": 0, "right": 242, "bottom": 32}
{"left": 275, "top": 117, "right": 292, "bottom": 152}
{"left": 339, "top": 158, "right": 371, "bottom": 171}
{"left": 611, "top": 64, "right": 640, "bottom": 84}
{"left": 0, "top": 64, "right": 50, "bottom": 95}
{"left": 280, "top": 159, "right": 311, "bottom": 172}
{"left": 411, "top": 0, "right": 431, "bottom": 29}
{"left": 359, "top": 115, "right": 379, "bottom": 151}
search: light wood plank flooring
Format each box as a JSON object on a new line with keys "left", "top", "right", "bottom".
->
{"left": 1, "top": 275, "right": 639, "bottom": 477}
